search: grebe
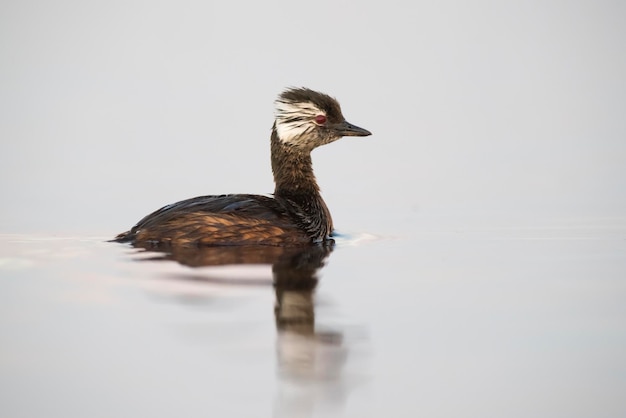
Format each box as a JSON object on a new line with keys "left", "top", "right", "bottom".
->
{"left": 114, "top": 87, "right": 371, "bottom": 247}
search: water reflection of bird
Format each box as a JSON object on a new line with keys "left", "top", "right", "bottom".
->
{"left": 133, "top": 242, "right": 340, "bottom": 367}
{"left": 127, "top": 234, "right": 351, "bottom": 415}
{"left": 113, "top": 88, "right": 371, "bottom": 247}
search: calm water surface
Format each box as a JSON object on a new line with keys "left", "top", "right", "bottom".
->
{"left": 1, "top": 216, "right": 625, "bottom": 418}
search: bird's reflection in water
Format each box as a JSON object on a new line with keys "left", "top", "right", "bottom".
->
{"left": 272, "top": 245, "right": 346, "bottom": 377}
{"left": 130, "top": 242, "right": 353, "bottom": 416}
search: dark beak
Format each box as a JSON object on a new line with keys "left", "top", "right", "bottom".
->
{"left": 333, "top": 120, "right": 372, "bottom": 137}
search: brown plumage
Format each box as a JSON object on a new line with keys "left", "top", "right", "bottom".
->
{"left": 113, "top": 87, "right": 371, "bottom": 247}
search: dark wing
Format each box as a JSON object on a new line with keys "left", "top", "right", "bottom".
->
{"left": 113, "top": 194, "right": 309, "bottom": 246}
{"left": 132, "top": 194, "right": 286, "bottom": 227}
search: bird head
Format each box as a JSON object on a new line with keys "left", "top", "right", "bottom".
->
{"left": 273, "top": 87, "right": 371, "bottom": 150}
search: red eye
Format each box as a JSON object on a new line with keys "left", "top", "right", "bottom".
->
{"left": 314, "top": 115, "right": 327, "bottom": 125}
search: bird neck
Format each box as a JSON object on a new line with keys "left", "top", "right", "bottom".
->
{"left": 270, "top": 128, "right": 334, "bottom": 241}
{"left": 271, "top": 129, "right": 320, "bottom": 197}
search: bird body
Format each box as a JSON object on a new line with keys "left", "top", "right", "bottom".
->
{"left": 114, "top": 88, "right": 371, "bottom": 247}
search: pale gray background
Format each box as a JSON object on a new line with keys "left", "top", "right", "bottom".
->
{"left": 1, "top": 2, "right": 625, "bottom": 418}
{"left": 1, "top": 0, "right": 624, "bottom": 234}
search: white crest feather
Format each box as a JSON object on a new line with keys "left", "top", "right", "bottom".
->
{"left": 274, "top": 100, "right": 325, "bottom": 144}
